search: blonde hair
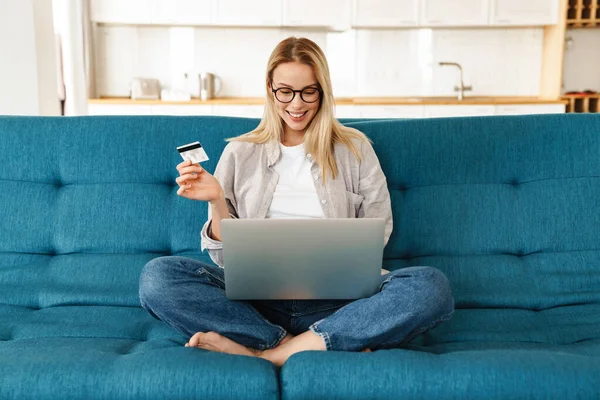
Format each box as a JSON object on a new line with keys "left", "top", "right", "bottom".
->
{"left": 227, "top": 36, "right": 369, "bottom": 182}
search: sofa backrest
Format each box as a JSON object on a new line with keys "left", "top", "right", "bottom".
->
{"left": 0, "top": 114, "right": 599, "bottom": 313}
{"left": 355, "top": 115, "right": 600, "bottom": 314}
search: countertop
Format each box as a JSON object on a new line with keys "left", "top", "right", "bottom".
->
{"left": 88, "top": 96, "right": 568, "bottom": 106}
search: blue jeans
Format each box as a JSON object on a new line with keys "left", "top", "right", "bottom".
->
{"left": 138, "top": 256, "right": 454, "bottom": 352}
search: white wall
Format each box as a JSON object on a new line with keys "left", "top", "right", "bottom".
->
{"left": 0, "top": 0, "right": 60, "bottom": 116}
{"left": 563, "top": 29, "right": 600, "bottom": 92}
{"left": 0, "top": 0, "right": 39, "bottom": 115}
{"left": 93, "top": 26, "right": 545, "bottom": 98}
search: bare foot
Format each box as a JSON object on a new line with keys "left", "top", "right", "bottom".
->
{"left": 260, "top": 330, "right": 327, "bottom": 367}
{"left": 185, "top": 331, "right": 260, "bottom": 357}
{"left": 184, "top": 331, "right": 371, "bottom": 367}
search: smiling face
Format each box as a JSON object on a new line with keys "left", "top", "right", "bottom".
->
{"left": 270, "top": 61, "right": 321, "bottom": 139}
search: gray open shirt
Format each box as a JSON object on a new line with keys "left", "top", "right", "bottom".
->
{"left": 201, "top": 138, "right": 393, "bottom": 268}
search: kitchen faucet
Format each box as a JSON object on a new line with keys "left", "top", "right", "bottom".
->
{"left": 438, "top": 62, "right": 472, "bottom": 100}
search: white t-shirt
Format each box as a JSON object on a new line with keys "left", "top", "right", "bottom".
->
{"left": 266, "top": 142, "right": 325, "bottom": 219}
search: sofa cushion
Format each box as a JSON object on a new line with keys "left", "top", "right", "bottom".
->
{"left": 350, "top": 116, "right": 600, "bottom": 312}
{"left": 0, "top": 303, "right": 280, "bottom": 399}
{"left": 280, "top": 341, "right": 600, "bottom": 400}
{"left": 0, "top": 116, "right": 254, "bottom": 309}
{"left": 281, "top": 303, "right": 600, "bottom": 399}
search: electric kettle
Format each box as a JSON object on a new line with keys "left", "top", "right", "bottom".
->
{"left": 198, "top": 72, "right": 222, "bottom": 101}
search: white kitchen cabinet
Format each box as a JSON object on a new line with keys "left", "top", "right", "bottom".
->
{"left": 88, "top": 104, "right": 233, "bottom": 116}
{"left": 351, "top": 0, "right": 419, "bottom": 27}
{"left": 494, "top": 104, "right": 565, "bottom": 115}
{"left": 489, "top": 0, "right": 559, "bottom": 26}
{"left": 151, "top": 0, "right": 212, "bottom": 25}
{"left": 90, "top": 0, "right": 153, "bottom": 24}
{"left": 283, "top": 0, "right": 350, "bottom": 28}
{"left": 213, "top": 0, "right": 282, "bottom": 26}
{"left": 335, "top": 106, "right": 359, "bottom": 119}
{"left": 356, "top": 105, "right": 425, "bottom": 119}
{"left": 87, "top": 104, "right": 154, "bottom": 115}
{"left": 211, "top": 105, "right": 264, "bottom": 118}
{"left": 424, "top": 105, "right": 495, "bottom": 118}
{"left": 421, "top": 0, "right": 489, "bottom": 26}
{"left": 352, "top": 0, "right": 419, "bottom": 28}
{"left": 152, "top": 105, "right": 214, "bottom": 115}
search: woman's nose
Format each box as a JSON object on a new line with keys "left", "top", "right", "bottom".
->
{"left": 291, "top": 93, "right": 304, "bottom": 107}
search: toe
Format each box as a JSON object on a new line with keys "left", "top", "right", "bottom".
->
{"left": 188, "top": 332, "right": 204, "bottom": 347}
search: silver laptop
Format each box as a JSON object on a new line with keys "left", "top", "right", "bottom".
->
{"left": 221, "top": 218, "right": 385, "bottom": 300}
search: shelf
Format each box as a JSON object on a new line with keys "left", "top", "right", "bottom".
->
{"left": 563, "top": 94, "right": 600, "bottom": 112}
{"left": 567, "top": 18, "right": 600, "bottom": 27}
{"left": 567, "top": 0, "right": 600, "bottom": 27}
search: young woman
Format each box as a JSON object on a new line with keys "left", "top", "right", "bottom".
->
{"left": 139, "top": 37, "right": 454, "bottom": 367}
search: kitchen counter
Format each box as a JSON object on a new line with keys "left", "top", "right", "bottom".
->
{"left": 88, "top": 96, "right": 568, "bottom": 106}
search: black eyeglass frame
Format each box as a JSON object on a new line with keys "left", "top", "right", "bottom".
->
{"left": 270, "top": 84, "right": 323, "bottom": 104}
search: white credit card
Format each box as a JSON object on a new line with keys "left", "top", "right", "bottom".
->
{"left": 177, "top": 141, "right": 209, "bottom": 164}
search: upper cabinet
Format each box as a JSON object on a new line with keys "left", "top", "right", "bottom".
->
{"left": 489, "top": 0, "right": 559, "bottom": 26}
{"left": 90, "top": 0, "right": 213, "bottom": 25}
{"left": 90, "top": 0, "right": 560, "bottom": 28}
{"left": 213, "top": 0, "right": 282, "bottom": 26}
{"left": 351, "top": 0, "right": 419, "bottom": 27}
{"left": 152, "top": 0, "right": 212, "bottom": 25}
{"left": 282, "top": 0, "right": 350, "bottom": 28}
{"left": 90, "top": 0, "right": 153, "bottom": 24}
{"left": 421, "top": 0, "right": 489, "bottom": 26}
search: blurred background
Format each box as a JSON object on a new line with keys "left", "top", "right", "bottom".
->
{"left": 0, "top": 0, "right": 598, "bottom": 118}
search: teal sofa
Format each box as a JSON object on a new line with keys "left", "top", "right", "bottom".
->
{"left": 1, "top": 114, "right": 599, "bottom": 399}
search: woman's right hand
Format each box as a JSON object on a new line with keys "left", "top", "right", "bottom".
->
{"left": 176, "top": 160, "right": 224, "bottom": 203}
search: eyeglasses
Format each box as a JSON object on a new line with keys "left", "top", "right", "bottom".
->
{"left": 271, "top": 85, "right": 322, "bottom": 103}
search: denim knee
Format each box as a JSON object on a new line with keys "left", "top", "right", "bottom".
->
{"left": 386, "top": 266, "right": 454, "bottom": 318}
{"left": 411, "top": 266, "right": 455, "bottom": 319}
{"left": 138, "top": 256, "right": 180, "bottom": 312}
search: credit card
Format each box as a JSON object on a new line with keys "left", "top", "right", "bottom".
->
{"left": 177, "top": 141, "right": 209, "bottom": 164}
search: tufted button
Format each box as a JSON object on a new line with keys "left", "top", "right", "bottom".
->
{"left": 510, "top": 179, "right": 520, "bottom": 186}
{"left": 321, "top": 199, "right": 327, "bottom": 204}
